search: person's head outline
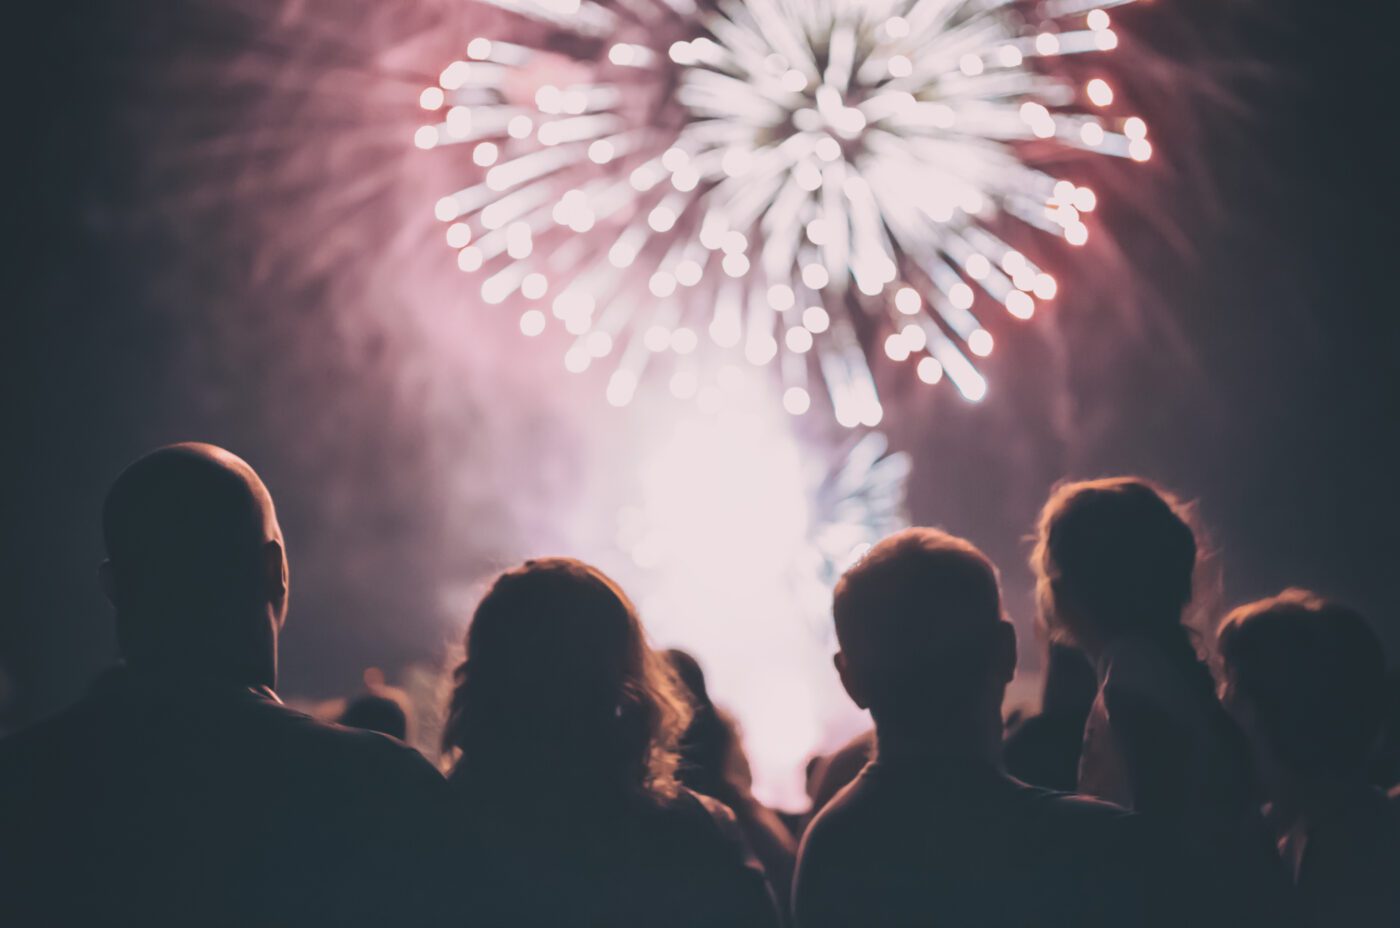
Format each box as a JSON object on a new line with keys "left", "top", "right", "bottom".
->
{"left": 1031, "top": 476, "right": 1197, "bottom": 656}
{"left": 832, "top": 527, "right": 1015, "bottom": 740}
{"left": 100, "top": 442, "right": 288, "bottom": 688}
{"left": 1218, "top": 588, "right": 1387, "bottom": 784}
{"left": 443, "top": 557, "right": 690, "bottom": 802}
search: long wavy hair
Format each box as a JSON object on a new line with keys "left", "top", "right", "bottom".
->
{"left": 442, "top": 558, "right": 691, "bottom": 804}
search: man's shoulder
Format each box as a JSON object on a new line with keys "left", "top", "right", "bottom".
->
{"left": 794, "top": 769, "right": 890, "bottom": 926}
{"left": 251, "top": 698, "right": 444, "bottom": 787}
{"left": 808, "top": 729, "right": 875, "bottom": 809}
{"left": 807, "top": 766, "right": 1135, "bottom": 858}
{"left": 0, "top": 683, "right": 442, "bottom": 792}
{"left": 1011, "top": 777, "right": 1130, "bottom": 814}
{"left": 1003, "top": 777, "right": 1135, "bottom": 834}
{"left": 800, "top": 765, "right": 882, "bottom": 852}
{"left": 813, "top": 764, "right": 1128, "bottom": 821}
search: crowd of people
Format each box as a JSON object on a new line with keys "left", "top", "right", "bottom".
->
{"left": 1, "top": 442, "right": 1396, "bottom": 926}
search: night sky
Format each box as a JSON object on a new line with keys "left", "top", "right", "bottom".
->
{"left": 5, "top": 0, "right": 1396, "bottom": 733}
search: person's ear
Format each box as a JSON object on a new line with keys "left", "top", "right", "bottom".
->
{"left": 98, "top": 559, "right": 116, "bottom": 607}
{"left": 834, "top": 651, "right": 869, "bottom": 709}
{"left": 263, "top": 540, "right": 288, "bottom": 625}
{"left": 993, "top": 620, "right": 1018, "bottom": 685}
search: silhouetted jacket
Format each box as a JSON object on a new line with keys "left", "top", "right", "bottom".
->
{"left": 1079, "top": 635, "right": 1253, "bottom": 816}
{"left": 0, "top": 665, "right": 448, "bottom": 927}
{"left": 1079, "top": 635, "right": 1300, "bottom": 925}
{"left": 1274, "top": 785, "right": 1400, "bottom": 927}
{"left": 794, "top": 749, "right": 1161, "bottom": 928}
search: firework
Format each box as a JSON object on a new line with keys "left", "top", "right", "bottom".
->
{"left": 417, "top": 0, "right": 1151, "bottom": 425}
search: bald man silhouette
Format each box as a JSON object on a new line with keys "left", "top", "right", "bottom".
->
{"left": 0, "top": 444, "right": 447, "bottom": 926}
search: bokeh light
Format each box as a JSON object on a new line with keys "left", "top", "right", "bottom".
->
{"left": 419, "top": 0, "right": 1153, "bottom": 424}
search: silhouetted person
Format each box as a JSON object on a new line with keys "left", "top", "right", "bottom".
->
{"left": 441, "top": 558, "right": 778, "bottom": 928}
{"left": 1032, "top": 477, "right": 1296, "bottom": 922}
{"left": 667, "top": 649, "right": 797, "bottom": 922}
{"left": 1031, "top": 478, "right": 1251, "bottom": 814}
{"left": 1003, "top": 640, "right": 1098, "bottom": 792}
{"left": 1219, "top": 589, "right": 1400, "bottom": 926}
{"left": 794, "top": 528, "right": 1161, "bottom": 928}
{"left": 340, "top": 693, "right": 410, "bottom": 741}
{"left": 0, "top": 443, "right": 446, "bottom": 926}
{"left": 338, "top": 666, "right": 413, "bottom": 741}
{"left": 807, "top": 644, "right": 1094, "bottom": 816}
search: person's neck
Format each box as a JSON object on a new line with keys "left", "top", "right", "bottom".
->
{"left": 873, "top": 713, "right": 1003, "bottom": 771}
{"left": 122, "top": 654, "right": 276, "bottom": 695}
{"left": 119, "top": 606, "right": 279, "bottom": 692}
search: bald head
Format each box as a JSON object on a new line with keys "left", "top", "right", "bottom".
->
{"left": 102, "top": 443, "right": 287, "bottom": 683}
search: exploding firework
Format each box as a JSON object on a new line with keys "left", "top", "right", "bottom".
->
{"left": 417, "top": 0, "right": 1152, "bottom": 424}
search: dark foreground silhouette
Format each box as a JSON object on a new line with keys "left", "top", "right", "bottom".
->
{"left": 1220, "top": 589, "right": 1400, "bottom": 926}
{"left": 2, "top": 445, "right": 1397, "bottom": 928}
{"left": 439, "top": 557, "right": 779, "bottom": 928}
{"left": 794, "top": 528, "right": 1166, "bottom": 927}
{"left": 0, "top": 444, "right": 445, "bottom": 926}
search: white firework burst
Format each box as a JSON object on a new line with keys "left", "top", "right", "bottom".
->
{"left": 417, "top": 0, "right": 1152, "bottom": 425}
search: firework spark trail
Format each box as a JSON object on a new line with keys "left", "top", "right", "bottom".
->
{"left": 418, "top": 0, "right": 1153, "bottom": 425}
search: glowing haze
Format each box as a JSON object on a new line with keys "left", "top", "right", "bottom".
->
{"left": 581, "top": 370, "right": 910, "bottom": 807}
{"left": 418, "top": 0, "right": 1151, "bottom": 425}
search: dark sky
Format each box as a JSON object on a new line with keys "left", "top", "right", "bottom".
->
{"left": 5, "top": 1, "right": 1396, "bottom": 730}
